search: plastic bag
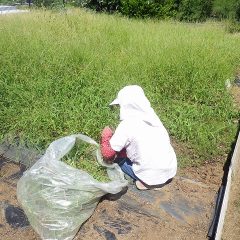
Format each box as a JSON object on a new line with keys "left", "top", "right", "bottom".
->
{"left": 17, "top": 134, "right": 128, "bottom": 240}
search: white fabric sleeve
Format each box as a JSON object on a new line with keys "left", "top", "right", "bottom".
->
{"left": 109, "top": 121, "right": 128, "bottom": 152}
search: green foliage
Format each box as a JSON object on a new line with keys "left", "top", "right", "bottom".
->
{"left": 33, "top": 0, "right": 63, "bottom": 8}
{"left": 69, "top": 0, "right": 120, "bottom": 11}
{"left": 2, "top": 0, "right": 240, "bottom": 24}
{"left": 119, "top": 0, "right": 179, "bottom": 19}
{"left": 120, "top": 0, "right": 159, "bottom": 18}
{"left": 213, "top": 0, "right": 240, "bottom": 20}
{"left": 62, "top": 143, "right": 110, "bottom": 182}
{"left": 0, "top": 0, "right": 29, "bottom": 4}
{"left": 236, "top": 1, "right": 240, "bottom": 21}
{"left": 77, "top": 0, "right": 212, "bottom": 22}
{"left": 213, "top": 0, "right": 240, "bottom": 33}
{"left": 0, "top": 10, "right": 239, "bottom": 166}
{"left": 226, "top": 19, "right": 240, "bottom": 33}
{"left": 80, "top": 0, "right": 240, "bottom": 23}
{"left": 0, "top": 0, "right": 14, "bottom": 4}
{"left": 86, "top": 0, "right": 120, "bottom": 11}
{"left": 177, "top": 0, "right": 213, "bottom": 22}
{"left": 72, "top": 0, "right": 209, "bottom": 21}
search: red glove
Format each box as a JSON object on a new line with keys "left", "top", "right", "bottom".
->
{"left": 100, "top": 127, "right": 116, "bottom": 163}
{"left": 100, "top": 126, "right": 127, "bottom": 163}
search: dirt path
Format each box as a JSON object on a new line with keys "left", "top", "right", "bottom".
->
{"left": 221, "top": 171, "right": 240, "bottom": 240}
{"left": 0, "top": 157, "right": 224, "bottom": 240}
{"left": 221, "top": 131, "right": 240, "bottom": 240}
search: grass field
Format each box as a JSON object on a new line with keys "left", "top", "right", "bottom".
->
{"left": 0, "top": 9, "right": 239, "bottom": 166}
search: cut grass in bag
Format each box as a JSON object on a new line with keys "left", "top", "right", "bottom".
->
{"left": 62, "top": 142, "right": 110, "bottom": 182}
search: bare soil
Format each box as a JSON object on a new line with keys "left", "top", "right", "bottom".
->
{"left": 222, "top": 131, "right": 240, "bottom": 240}
{"left": 231, "top": 85, "right": 240, "bottom": 110}
{"left": 221, "top": 169, "right": 240, "bottom": 240}
{"left": 0, "top": 161, "right": 39, "bottom": 240}
{"left": 0, "top": 156, "right": 225, "bottom": 240}
{"left": 219, "top": 82, "right": 240, "bottom": 240}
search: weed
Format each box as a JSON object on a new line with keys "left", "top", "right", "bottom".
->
{"left": 0, "top": 9, "right": 239, "bottom": 166}
{"left": 62, "top": 143, "right": 110, "bottom": 182}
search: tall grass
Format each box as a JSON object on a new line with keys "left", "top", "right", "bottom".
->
{"left": 0, "top": 9, "right": 239, "bottom": 165}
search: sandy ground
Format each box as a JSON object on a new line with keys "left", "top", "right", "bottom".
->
{"left": 222, "top": 172, "right": 240, "bottom": 240}
{"left": 0, "top": 157, "right": 224, "bottom": 240}
{"left": 231, "top": 85, "right": 240, "bottom": 110}
{"left": 222, "top": 131, "right": 240, "bottom": 240}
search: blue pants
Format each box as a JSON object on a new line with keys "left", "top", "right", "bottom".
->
{"left": 116, "top": 158, "right": 173, "bottom": 188}
{"left": 115, "top": 158, "right": 140, "bottom": 181}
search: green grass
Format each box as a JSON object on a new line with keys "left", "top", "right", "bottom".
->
{"left": 62, "top": 143, "right": 110, "bottom": 182}
{"left": 0, "top": 9, "right": 239, "bottom": 167}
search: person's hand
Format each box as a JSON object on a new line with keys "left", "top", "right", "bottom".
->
{"left": 100, "top": 126, "right": 116, "bottom": 163}
{"left": 101, "top": 126, "right": 113, "bottom": 139}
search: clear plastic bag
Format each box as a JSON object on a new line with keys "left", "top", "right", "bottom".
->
{"left": 17, "top": 134, "right": 128, "bottom": 240}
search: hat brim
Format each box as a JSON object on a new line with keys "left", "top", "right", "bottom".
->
{"left": 109, "top": 98, "right": 119, "bottom": 106}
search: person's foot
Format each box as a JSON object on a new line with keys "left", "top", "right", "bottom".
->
{"left": 135, "top": 180, "right": 166, "bottom": 191}
{"left": 135, "top": 180, "right": 149, "bottom": 190}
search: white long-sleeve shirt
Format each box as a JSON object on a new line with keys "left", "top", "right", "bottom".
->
{"left": 110, "top": 118, "right": 177, "bottom": 185}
